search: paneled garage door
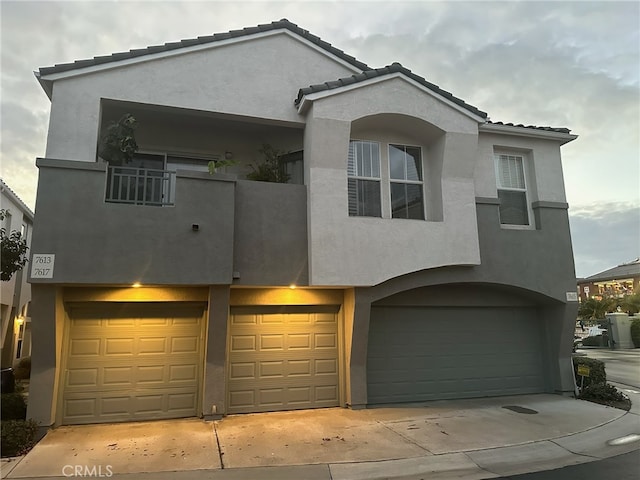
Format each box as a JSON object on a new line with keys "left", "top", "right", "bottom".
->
{"left": 367, "top": 307, "right": 545, "bottom": 405}
{"left": 227, "top": 307, "right": 340, "bottom": 414}
{"left": 61, "top": 303, "right": 204, "bottom": 425}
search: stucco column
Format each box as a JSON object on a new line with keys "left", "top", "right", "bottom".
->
{"left": 543, "top": 303, "right": 578, "bottom": 396}
{"left": 202, "top": 285, "right": 230, "bottom": 419}
{"left": 26, "top": 285, "right": 62, "bottom": 434}
{"left": 347, "top": 288, "right": 372, "bottom": 409}
{"left": 606, "top": 312, "right": 634, "bottom": 349}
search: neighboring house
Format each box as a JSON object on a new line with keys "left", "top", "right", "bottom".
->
{"left": 577, "top": 259, "right": 640, "bottom": 301}
{"left": 28, "top": 20, "right": 579, "bottom": 429}
{"left": 1, "top": 179, "right": 34, "bottom": 367}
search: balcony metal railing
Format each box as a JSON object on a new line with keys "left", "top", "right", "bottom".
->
{"left": 105, "top": 166, "right": 175, "bottom": 206}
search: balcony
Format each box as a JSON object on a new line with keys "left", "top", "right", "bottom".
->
{"left": 106, "top": 166, "right": 176, "bottom": 206}
{"left": 31, "top": 158, "right": 308, "bottom": 286}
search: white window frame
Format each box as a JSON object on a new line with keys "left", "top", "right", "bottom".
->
{"left": 388, "top": 143, "right": 425, "bottom": 220}
{"left": 494, "top": 152, "right": 534, "bottom": 229}
{"left": 348, "top": 140, "right": 382, "bottom": 217}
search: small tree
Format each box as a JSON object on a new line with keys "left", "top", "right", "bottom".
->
{"left": 246, "top": 144, "right": 290, "bottom": 183}
{"left": 97, "top": 114, "right": 139, "bottom": 166}
{"left": 0, "top": 209, "right": 28, "bottom": 282}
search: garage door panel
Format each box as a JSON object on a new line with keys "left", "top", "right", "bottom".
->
{"left": 228, "top": 310, "right": 340, "bottom": 414}
{"left": 62, "top": 303, "right": 204, "bottom": 425}
{"left": 367, "top": 306, "right": 544, "bottom": 404}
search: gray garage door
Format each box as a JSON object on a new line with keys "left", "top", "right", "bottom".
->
{"left": 61, "top": 303, "right": 204, "bottom": 425}
{"left": 227, "top": 307, "right": 340, "bottom": 414}
{"left": 367, "top": 307, "right": 545, "bottom": 404}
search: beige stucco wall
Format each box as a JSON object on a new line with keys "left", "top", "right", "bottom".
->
{"left": 303, "top": 78, "right": 482, "bottom": 287}
{"left": 475, "top": 132, "right": 569, "bottom": 203}
{"left": 44, "top": 31, "right": 358, "bottom": 161}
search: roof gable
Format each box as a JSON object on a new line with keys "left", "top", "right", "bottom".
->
{"left": 295, "top": 62, "right": 488, "bottom": 120}
{"left": 37, "top": 19, "right": 370, "bottom": 78}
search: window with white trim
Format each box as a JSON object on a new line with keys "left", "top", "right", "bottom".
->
{"left": 348, "top": 140, "right": 381, "bottom": 217}
{"left": 495, "top": 153, "right": 530, "bottom": 226}
{"left": 389, "top": 144, "right": 424, "bottom": 219}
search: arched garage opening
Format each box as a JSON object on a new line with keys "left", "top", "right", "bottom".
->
{"left": 366, "top": 283, "right": 557, "bottom": 405}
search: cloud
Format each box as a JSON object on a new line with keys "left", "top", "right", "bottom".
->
{"left": 569, "top": 202, "right": 640, "bottom": 278}
{"left": 0, "top": 0, "right": 638, "bottom": 278}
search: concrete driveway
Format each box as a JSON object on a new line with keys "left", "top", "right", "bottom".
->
{"left": 3, "top": 394, "right": 634, "bottom": 479}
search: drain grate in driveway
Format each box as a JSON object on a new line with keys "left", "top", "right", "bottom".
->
{"left": 502, "top": 405, "right": 538, "bottom": 414}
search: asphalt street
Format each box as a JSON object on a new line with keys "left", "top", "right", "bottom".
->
{"left": 503, "top": 450, "right": 640, "bottom": 479}
{"left": 581, "top": 348, "right": 640, "bottom": 388}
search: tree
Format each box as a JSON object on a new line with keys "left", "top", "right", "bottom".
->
{"left": 0, "top": 209, "right": 28, "bottom": 281}
{"left": 246, "top": 144, "right": 291, "bottom": 183}
{"left": 620, "top": 293, "right": 640, "bottom": 314}
{"left": 578, "top": 297, "right": 615, "bottom": 320}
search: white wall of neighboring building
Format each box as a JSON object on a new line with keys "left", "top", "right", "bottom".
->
{"left": 1, "top": 180, "right": 34, "bottom": 365}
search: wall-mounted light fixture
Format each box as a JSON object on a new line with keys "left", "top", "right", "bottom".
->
{"left": 132, "top": 282, "right": 142, "bottom": 288}
{"left": 15, "top": 316, "right": 24, "bottom": 326}
{"left": 224, "top": 151, "right": 233, "bottom": 160}
{"left": 192, "top": 224, "right": 200, "bottom": 231}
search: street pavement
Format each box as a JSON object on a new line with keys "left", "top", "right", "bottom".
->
{"left": 581, "top": 348, "right": 640, "bottom": 388}
{"left": 2, "top": 350, "right": 640, "bottom": 479}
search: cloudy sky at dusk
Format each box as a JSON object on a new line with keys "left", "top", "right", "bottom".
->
{"left": 1, "top": 1, "right": 638, "bottom": 278}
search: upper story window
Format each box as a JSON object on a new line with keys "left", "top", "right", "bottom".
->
{"left": 389, "top": 144, "right": 424, "bottom": 220}
{"left": 348, "top": 140, "right": 381, "bottom": 217}
{"left": 495, "top": 153, "right": 530, "bottom": 226}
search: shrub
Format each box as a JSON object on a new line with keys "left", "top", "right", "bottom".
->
{"left": 572, "top": 356, "right": 606, "bottom": 388}
{"left": 1, "top": 419, "right": 38, "bottom": 457}
{"left": 1, "top": 393, "right": 27, "bottom": 421}
{"left": 579, "top": 383, "right": 626, "bottom": 402}
{"left": 12, "top": 357, "right": 31, "bottom": 380}
{"left": 631, "top": 319, "right": 640, "bottom": 348}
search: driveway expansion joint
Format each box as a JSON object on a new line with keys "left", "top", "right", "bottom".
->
{"left": 374, "top": 419, "right": 434, "bottom": 454}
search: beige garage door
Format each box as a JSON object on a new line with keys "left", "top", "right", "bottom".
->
{"left": 227, "top": 307, "right": 340, "bottom": 414}
{"left": 61, "top": 303, "right": 204, "bottom": 425}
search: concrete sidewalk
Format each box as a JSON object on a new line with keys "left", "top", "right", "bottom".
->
{"left": 2, "top": 393, "right": 640, "bottom": 480}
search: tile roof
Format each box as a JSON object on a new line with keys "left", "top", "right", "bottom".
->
{"left": 38, "top": 19, "right": 371, "bottom": 76}
{"left": 295, "top": 62, "right": 488, "bottom": 119}
{"left": 581, "top": 259, "right": 640, "bottom": 283}
{"left": 37, "top": 19, "right": 574, "bottom": 136}
{"left": 486, "top": 121, "right": 572, "bottom": 135}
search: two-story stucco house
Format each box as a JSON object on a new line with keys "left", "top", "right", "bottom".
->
{"left": 28, "top": 19, "right": 578, "bottom": 429}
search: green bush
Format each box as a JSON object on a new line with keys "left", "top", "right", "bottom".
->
{"left": 579, "top": 383, "right": 626, "bottom": 402}
{"left": 572, "top": 356, "right": 606, "bottom": 388}
{"left": 581, "top": 336, "right": 599, "bottom": 346}
{"left": 12, "top": 357, "right": 31, "bottom": 380}
{"left": 1, "top": 419, "right": 38, "bottom": 457}
{"left": 631, "top": 319, "right": 640, "bottom": 348}
{"left": 1, "top": 393, "right": 27, "bottom": 420}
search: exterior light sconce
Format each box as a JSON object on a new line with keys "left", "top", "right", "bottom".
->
{"left": 15, "top": 316, "right": 24, "bottom": 326}
{"left": 131, "top": 282, "right": 142, "bottom": 288}
{"left": 192, "top": 224, "right": 199, "bottom": 231}
{"left": 224, "top": 151, "right": 233, "bottom": 160}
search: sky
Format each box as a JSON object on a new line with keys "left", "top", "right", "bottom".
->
{"left": 0, "top": 0, "right": 638, "bottom": 278}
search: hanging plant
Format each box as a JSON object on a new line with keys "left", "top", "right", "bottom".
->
{"left": 97, "top": 114, "right": 139, "bottom": 166}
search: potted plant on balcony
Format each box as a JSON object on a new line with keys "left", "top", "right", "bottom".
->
{"left": 246, "top": 143, "right": 290, "bottom": 183}
{"left": 97, "top": 113, "right": 139, "bottom": 166}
